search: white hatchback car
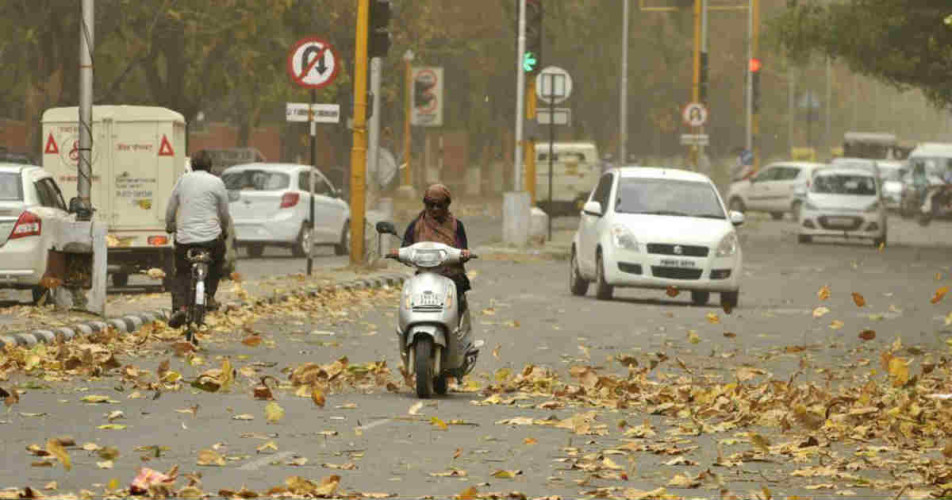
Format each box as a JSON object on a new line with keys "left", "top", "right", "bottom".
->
{"left": 798, "top": 167, "right": 887, "bottom": 247}
{"left": 222, "top": 163, "right": 350, "bottom": 258}
{"left": 727, "top": 162, "right": 825, "bottom": 220}
{"left": 0, "top": 164, "right": 72, "bottom": 302}
{"left": 571, "top": 167, "right": 744, "bottom": 308}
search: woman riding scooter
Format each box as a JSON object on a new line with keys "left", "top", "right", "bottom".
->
{"left": 394, "top": 184, "right": 472, "bottom": 310}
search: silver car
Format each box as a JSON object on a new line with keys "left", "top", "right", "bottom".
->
{"left": 222, "top": 163, "right": 350, "bottom": 258}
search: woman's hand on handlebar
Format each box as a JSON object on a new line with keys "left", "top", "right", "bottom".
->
{"left": 461, "top": 249, "right": 477, "bottom": 261}
{"left": 386, "top": 249, "right": 399, "bottom": 259}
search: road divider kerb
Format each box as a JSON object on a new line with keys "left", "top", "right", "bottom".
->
{"left": 0, "top": 273, "right": 408, "bottom": 349}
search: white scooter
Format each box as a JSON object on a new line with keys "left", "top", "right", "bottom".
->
{"left": 376, "top": 222, "right": 483, "bottom": 398}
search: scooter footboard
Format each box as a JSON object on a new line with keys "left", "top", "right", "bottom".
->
{"left": 405, "top": 324, "right": 447, "bottom": 348}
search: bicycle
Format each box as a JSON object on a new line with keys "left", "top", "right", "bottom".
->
{"left": 183, "top": 247, "right": 213, "bottom": 345}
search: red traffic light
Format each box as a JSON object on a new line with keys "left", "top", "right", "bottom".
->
{"left": 749, "top": 58, "right": 763, "bottom": 73}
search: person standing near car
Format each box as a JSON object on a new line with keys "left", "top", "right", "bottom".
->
{"left": 164, "top": 150, "right": 231, "bottom": 328}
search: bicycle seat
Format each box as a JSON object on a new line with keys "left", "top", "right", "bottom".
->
{"left": 186, "top": 248, "right": 213, "bottom": 263}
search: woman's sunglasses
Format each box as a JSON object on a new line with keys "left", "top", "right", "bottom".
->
{"left": 425, "top": 200, "right": 448, "bottom": 209}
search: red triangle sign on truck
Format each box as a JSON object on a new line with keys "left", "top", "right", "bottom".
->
{"left": 158, "top": 134, "right": 174, "bottom": 157}
{"left": 44, "top": 133, "right": 59, "bottom": 154}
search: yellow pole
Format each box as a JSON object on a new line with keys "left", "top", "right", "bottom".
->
{"left": 403, "top": 58, "right": 412, "bottom": 187}
{"left": 349, "top": 0, "right": 370, "bottom": 265}
{"left": 752, "top": 0, "right": 760, "bottom": 172}
{"left": 692, "top": 0, "right": 701, "bottom": 104}
{"left": 526, "top": 79, "right": 537, "bottom": 205}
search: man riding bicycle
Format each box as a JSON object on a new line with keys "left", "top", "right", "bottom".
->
{"left": 165, "top": 150, "right": 232, "bottom": 328}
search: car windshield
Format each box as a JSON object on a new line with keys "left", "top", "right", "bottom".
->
{"left": 0, "top": 172, "right": 22, "bottom": 201}
{"left": 812, "top": 174, "right": 877, "bottom": 195}
{"left": 222, "top": 170, "right": 290, "bottom": 191}
{"left": 879, "top": 167, "right": 904, "bottom": 182}
{"left": 615, "top": 178, "right": 725, "bottom": 219}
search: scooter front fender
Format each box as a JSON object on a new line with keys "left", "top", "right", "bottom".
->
{"left": 406, "top": 324, "right": 447, "bottom": 349}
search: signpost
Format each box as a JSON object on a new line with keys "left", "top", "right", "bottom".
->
{"left": 681, "top": 102, "right": 708, "bottom": 169}
{"left": 536, "top": 66, "right": 573, "bottom": 241}
{"left": 287, "top": 37, "right": 339, "bottom": 276}
{"left": 411, "top": 67, "right": 444, "bottom": 127}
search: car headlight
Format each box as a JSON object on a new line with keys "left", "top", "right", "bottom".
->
{"left": 805, "top": 200, "right": 818, "bottom": 210}
{"left": 716, "top": 232, "right": 739, "bottom": 257}
{"left": 611, "top": 224, "right": 639, "bottom": 251}
{"left": 865, "top": 201, "right": 881, "bottom": 213}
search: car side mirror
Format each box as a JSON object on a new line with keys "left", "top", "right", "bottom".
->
{"left": 376, "top": 221, "right": 397, "bottom": 235}
{"left": 582, "top": 201, "right": 603, "bottom": 217}
{"left": 729, "top": 210, "right": 745, "bottom": 227}
{"left": 68, "top": 197, "right": 81, "bottom": 214}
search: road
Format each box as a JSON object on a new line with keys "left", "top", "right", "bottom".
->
{"left": 1, "top": 214, "right": 951, "bottom": 498}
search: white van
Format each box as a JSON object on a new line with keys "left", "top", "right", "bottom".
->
{"left": 534, "top": 141, "right": 601, "bottom": 215}
{"left": 42, "top": 106, "right": 186, "bottom": 287}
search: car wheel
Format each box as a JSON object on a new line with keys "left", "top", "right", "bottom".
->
{"left": 797, "top": 234, "right": 812, "bottom": 244}
{"left": 335, "top": 221, "right": 350, "bottom": 256}
{"left": 595, "top": 250, "right": 613, "bottom": 301}
{"left": 31, "top": 286, "right": 48, "bottom": 305}
{"left": 720, "top": 290, "right": 739, "bottom": 310}
{"left": 770, "top": 212, "right": 784, "bottom": 220}
{"left": 569, "top": 248, "right": 589, "bottom": 296}
{"left": 292, "top": 225, "right": 312, "bottom": 258}
{"left": 691, "top": 291, "right": 710, "bottom": 306}
{"left": 728, "top": 197, "right": 746, "bottom": 213}
{"left": 111, "top": 273, "right": 129, "bottom": 288}
{"left": 247, "top": 244, "right": 264, "bottom": 259}
{"left": 791, "top": 201, "right": 803, "bottom": 221}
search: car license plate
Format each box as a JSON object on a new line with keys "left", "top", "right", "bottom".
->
{"left": 417, "top": 293, "right": 441, "bottom": 307}
{"left": 660, "top": 259, "right": 696, "bottom": 268}
{"left": 827, "top": 217, "right": 854, "bottom": 227}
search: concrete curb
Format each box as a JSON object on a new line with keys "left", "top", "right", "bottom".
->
{"left": 1, "top": 273, "right": 408, "bottom": 349}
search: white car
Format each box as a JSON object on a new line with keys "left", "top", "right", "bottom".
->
{"left": 727, "top": 162, "right": 825, "bottom": 220}
{"left": 798, "top": 167, "right": 887, "bottom": 247}
{"left": 877, "top": 161, "right": 906, "bottom": 210}
{"left": 222, "top": 163, "right": 350, "bottom": 258}
{"left": 570, "top": 167, "right": 744, "bottom": 308}
{"left": 0, "top": 164, "right": 73, "bottom": 303}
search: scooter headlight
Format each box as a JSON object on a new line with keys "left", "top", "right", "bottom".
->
{"left": 445, "top": 287, "right": 454, "bottom": 310}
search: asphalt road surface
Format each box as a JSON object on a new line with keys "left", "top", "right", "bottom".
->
{"left": 1, "top": 215, "right": 951, "bottom": 498}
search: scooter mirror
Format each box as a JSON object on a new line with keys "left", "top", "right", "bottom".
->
{"left": 376, "top": 221, "right": 397, "bottom": 235}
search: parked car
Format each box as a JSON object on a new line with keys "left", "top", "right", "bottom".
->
{"left": 222, "top": 163, "right": 350, "bottom": 258}
{"left": 877, "top": 161, "right": 907, "bottom": 211}
{"left": 899, "top": 143, "right": 952, "bottom": 218}
{"left": 0, "top": 164, "right": 73, "bottom": 303}
{"left": 570, "top": 167, "right": 744, "bottom": 308}
{"left": 798, "top": 167, "right": 886, "bottom": 247}
{"left": 727, "top": 162, "right": 825, "bottom": 220}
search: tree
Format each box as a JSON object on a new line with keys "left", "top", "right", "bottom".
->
{"left": 774, "top": 0, "right": 952, "bottom": 108}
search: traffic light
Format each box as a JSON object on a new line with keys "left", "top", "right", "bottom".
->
{"left": 413, "top": 78, "right": 435, "bottom": 109}
{"left": 368, "top": 0, "right": 391, "bottom": 58}
{"left": 750, "top": 58, "right": 762, "bottom": 113}
{"left": 522, "top": 0, "right": 543, "bottom": 74}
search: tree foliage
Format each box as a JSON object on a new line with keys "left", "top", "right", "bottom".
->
{"left": 774, "top": 0, "right": 952, "bottom": 108}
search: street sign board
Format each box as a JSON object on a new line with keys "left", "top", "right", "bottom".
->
{"left": 411, "top": 67, "right": 444, "bottom": 127}
{"left": 680, "top": 134, "right": 710, "bottom": 146}
{"left": 537, "top": 108, "right": 571, "bottom": 126}
{"left": 286, "top": 103, "right": 341, "bottom": 124}
{"left": 536, "top": 66, "right": 573, "bottom": 104}
{"left": 682, "top": 102, "right": 708, "bottom": 127}
{"left": 286, "top": 37, "right": 339, "bottom": 89}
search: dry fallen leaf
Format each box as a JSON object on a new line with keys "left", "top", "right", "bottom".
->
{"left": 888, "top": 357, "right": 910, "bottom": 387}
{"left": 524, "top": 437, "right": 538, "bottom": 445}
{"left": 456, "top": 486, "right": 479, "bottom": 500}
{"left": 852, "top": 292, "right": 866, "bottom": 307}
{"left": 818, "top": 285, "right": 831, "bottom": 301}
{"left": 453, "top": 448, "right": 462, "bottom": 459}
{"left": 933, "top": 286, "right": 950, "bottom": 304}
{"left": 490, "top": 469, "right": 522, "bottom": 479}
{"left": 45, "top": 439, "right": 71, "bottom": 471}
{"left": 812, "top": 306, "right": 830, "bottom": 319}
{"left": 197, "top": 449, "right": 226, "bottom": 467}
{"left": 257, "top": 441, "right": 278, "bottom": 454}
{"left": 706, "top": 312, "right": 720, "bottom": 324}
{"left": 241, "top": 335, "right": 262, "bottom": 347}
{"left": 829, "top": 320, "right": 845, "bottom": 330}
{"left": 97, "top": 460, "right": 114, "bottom": 469}
{"left": 750, "top": 433, "right": 771, "bottom": 453}
{"left": 722, "top": 332, "right": 736, "bottom": 338}
{"left": 431, "top": 416, "right": 448, "bottom": 430}
{"left": 666, "top": 286, "right": 680, "bottom": 298}
{"left": 687, "top": 331, "right": 701, "bottom": 345}
{"left": 408, "top": 402, "right": 424, "bottom": 416}
{"left": 311, "top": 387, "right": 326, "bottom": 408}
{"left": 146, "top": 268, "right": 166, "bottom": 280}
{"left": 265, "top": 401, "right": 285, "bottom": 423}
{"left": 858, "top": 329, "right": 876, "bottom": 341}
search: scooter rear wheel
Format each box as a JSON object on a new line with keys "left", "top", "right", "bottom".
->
{"left": 414, "top": 338, "right": 435, "bottom": 399}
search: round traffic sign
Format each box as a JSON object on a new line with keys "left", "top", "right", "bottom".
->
{"left": 535, "top": 66, "right": 573, "bottom": 104}
{"left": 286, "top": 37, "right": 339, "bottom": 89}
{"left": 682, "top": 102, "right": 708, "bottom": 127}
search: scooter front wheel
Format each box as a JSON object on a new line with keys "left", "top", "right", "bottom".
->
{"left": 414, "top": 338, "right": 435, "bottom": 399}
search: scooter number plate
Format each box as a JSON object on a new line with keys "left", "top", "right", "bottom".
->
{"left": 417, "top": 293, "right": 441, "bottom": 307}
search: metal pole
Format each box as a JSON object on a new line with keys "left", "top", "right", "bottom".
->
{"left": 403, "top": 51, "right": 413, "bottom": 187}
{"left": 77, "top": 0, "right": 94, "bottom": 220}
{"left": 368, "top": 57, "right": 382, "bottom": 211}
{"left": 788, "top": 64, "right": 795, "bottom": 155}
{"left": 548, "top": 74, "right": 555, "bottom": 241}
{"left": 349, "top": 0, "right": 370, "bottom": 265}
{"left": 752, "top": 0, "right": 760, "bottom": 170}
{"left": 745, "top": 0, "right": 753, "bottom": 154}
{"left": 619, "top": 0, "right": 630, "bottom": 164}
{"left": 514, "top": 0, "right": 527, "bottom": 191}
{"left": 825, "top": 56, "right": 832, "bottom": 160}
{"left": 307, "top": 89, "right": 316, "bottom": 276}
{"left": 699, "top": 0, "right": 708, "bottom": 171}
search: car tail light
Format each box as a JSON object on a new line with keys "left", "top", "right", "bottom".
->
{"left": 280, "top": 192, "right": 300, "bottom": 209}
{"left": 148, "top": 235, "right": 169, "bottom": 246}
{"left": 9, "top": 211, "right": 41, "bottom": 239}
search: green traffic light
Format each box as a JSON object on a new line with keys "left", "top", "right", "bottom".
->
{"left": 523, "top": 52, "right": 538, "bottom": 73}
